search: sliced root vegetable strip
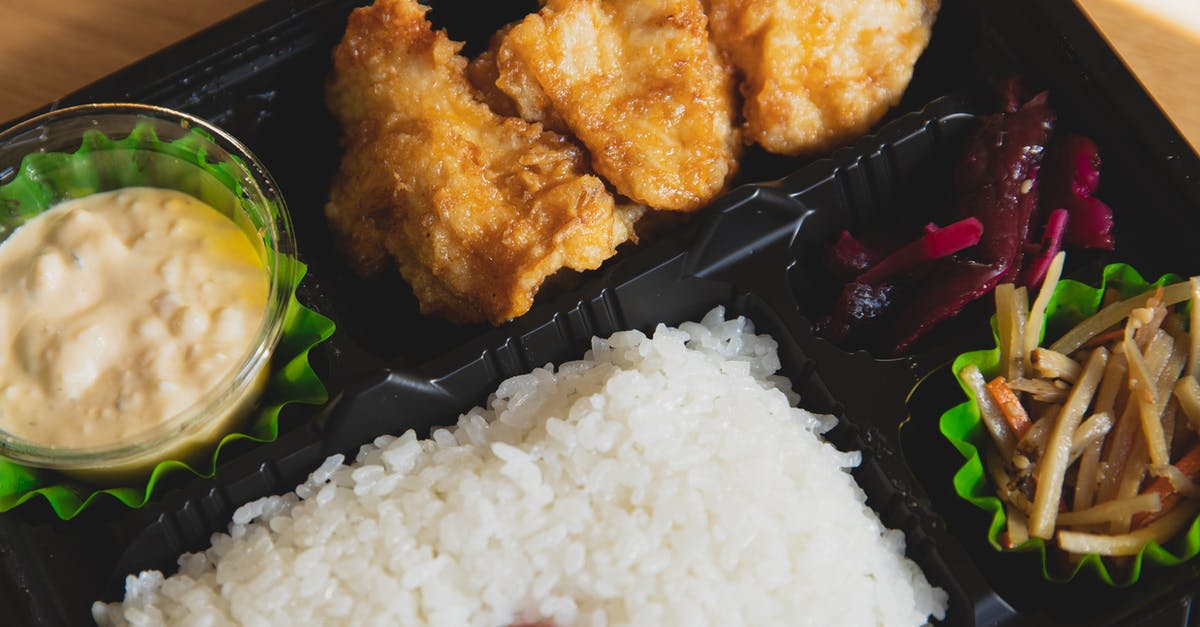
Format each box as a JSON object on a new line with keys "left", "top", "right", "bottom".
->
{"left": 1097, "top": 402, "right": 1141, "bottom": 505}
{"left": 1111, "top": 439, "right": 1150, "bottom": 533}
{"left": 986, "top": 444, "right": 1032, "bottom": 515}
{"left": 1083, "top": 328, "right": 1126, "bottom": 350}
{"left": 1191, "top": 277, "right": 1200, "bottom": 378}
{"left": 1069, "top": 412, "right": 1113, "bottom": 465}
{"left": 1017, "top": 407, "right": 1058, "bottom": 461}
{"left": 1049, "top": 281, "right": 1191, "bottom": 356}
{"left": 995, "top": 284, "right": 1028, "bottom": 382}
{"left": 1032, "top": 348, "right": 1081, "bottom": 382}
{"left": 1148, "top": 338, "right": 1188, "bottom": 461}
{"left": 1148, "top": 464, "right": 1200, "bottom": 499}
{"left": 1132, "top": 441, "right": 1200, "bottom": 529}
{"left": 1059, "top": 500, "right": 1200, "bottom": 556}
{"left": 1096, "top": 352, "right": 1151, "bottom": 503}
{"left": 1100, "top": 333, "right": 1174, "bottom": 502}
{"left": 976, "top": 267, "right": 1200, "bottom": 563}
{"left": 963, "top": 364, "right": 1015, "bottom": 457}
{"left": 986, "top": 376, "right": 1033, "bottom": 439}
{"left": 1012, "top": 288, "right": 1032, "bottom": 379}
{"left": 1005, "top": 504, "right": 1030, "bottom": 549}
{"left": 1030, "top": 346, "right": 1109, "bottom": 539}
{"left": 1020, "top": 212, "right": 1069, "bottom": 289}
{"left": 1074, "top": 439, "right": 1103, "bottom": 512}
{"left": 1163, "top": 401, "right": 1179, "bottom": 458}
{"left": 1009, "top": 377, "right": 1068, "bottom": 403}
{"left": 995, "top": 284, "right": 1017, "bottom": 379}
{"left": 1156, "top": 344, "right": 1189, "bottom": 460}
{"left": 1024, "top": 250, "right": 1065, "bottom": 373}
{"left": 1133, "top": 288, "right": 1168, "bottom": 350}
{"left": 1165, "top": 312, "right": 1187, "bottom": 337}
{"left": 1154, "top": 336, "right": 1186, "bottom": 398}
{"left": 1175, "top": 377, "right": 1200, "bottom": 433}
{"left": 1093, "top": 348, "right": 1128, "bottom": 421}
{"left": 1056, "top": 492, "right": 1161, "bottom": 527}
{"left": 1125, "top": 325, "right": 1169, "bottom": 467}
{"left": 1012, "top": 288, "right": 1029, "bottom": 381}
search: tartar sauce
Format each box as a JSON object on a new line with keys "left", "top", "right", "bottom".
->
{"left": 0, "top": 187, "right": 269, "bottom": 449}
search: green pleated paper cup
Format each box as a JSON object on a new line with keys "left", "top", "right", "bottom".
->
{"left": 940, "top": 262, "right": 1200, "bottom": 586}
{"left": 0, "top": 104, "right": 334, "bottom": 519}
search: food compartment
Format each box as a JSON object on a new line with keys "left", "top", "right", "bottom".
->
{"left": 1, "top": 0, "right": 1198, "bottom": 624}
{"left": 975, "top": 0, "right": 1200, "bottom": 280}
{"left": 907, "top": 364, "right": 1200, "bottom": 626}
{"left": 764, "top": 27, "right": 1200, "bottom": 625}
{"left": 65, "top": 158, "right": 1051, "bottom": 619}
{"left": 0, "top": 0, "right": 981, "bottom": 380}
{"left": 84, "top": 190, "right": 990, "bottom": 624}
{"left": 0, "top": 0, "right": 981, "bottom": 622}
{"left": 4, "top": 170, "right": 1000, "bottom": 625}
{"left": 782, "top": 93, "right": 990, "bottom": 366}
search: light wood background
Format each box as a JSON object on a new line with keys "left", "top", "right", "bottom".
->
{"left": 0, "top": 0, "right": 259, "bottom": 122}
{"left": 1076, "top": 0, "right": 1200, "bottom": 151}
{"left": 0, "top": 0, "right": 1196, "bottom": 151}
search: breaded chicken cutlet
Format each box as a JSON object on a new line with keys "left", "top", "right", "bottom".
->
{"left": 705, "top": 0, "right": 939, "bottom": 155}
{"left": 325, "top": 0, "right": 641, "bottom": 325}
{"left": 469, "top": 0, "right": 741, "bottom": 211}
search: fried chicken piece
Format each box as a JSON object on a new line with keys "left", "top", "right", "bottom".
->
{"left": 326, "top": 0, "right": 640, "bottom": 325}
{"left": 466, "top": 24, "right": 571, "bottom": 132}
{"left": 705, "top": 0, "right": 939, "bottom": 155}
{"left": 471, "top": 0, "right": 740, "bottom": 212}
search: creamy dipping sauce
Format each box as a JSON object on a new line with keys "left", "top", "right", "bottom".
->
{"left": 0, "top": 187, "right": 269, "bottom": 449}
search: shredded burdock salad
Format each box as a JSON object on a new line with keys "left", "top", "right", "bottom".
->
{"left": 965, "top": 252, "right": 1200, "bottom": 560}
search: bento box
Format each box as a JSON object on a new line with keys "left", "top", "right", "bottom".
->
{"left": 2, "top": 0, "right": 1199, "bottom": 625}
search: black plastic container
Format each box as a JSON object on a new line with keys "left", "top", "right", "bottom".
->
{"left": 2, "top": 1, "right": 1199, "bottom": 625}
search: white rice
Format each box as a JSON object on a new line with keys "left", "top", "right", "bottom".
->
{"left": 93, "top": 307, "right": 948, "bottom": 626}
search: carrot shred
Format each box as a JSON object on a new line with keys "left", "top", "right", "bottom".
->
{"left": 1132, "top": 440, "right": 1200, "bottom": 529}
{"left": 1173, "top": 442, "right": 1200, "bottom": 476}
{"left": 987, "top": 376, "right": 1033, "bottom": 439}
{"left": 1083, "top": 327, "right": 1125, "bottom": 349}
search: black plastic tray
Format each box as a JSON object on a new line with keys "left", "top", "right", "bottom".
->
{"left": 2, "top": 1, "right": 1200, "bottom": 625}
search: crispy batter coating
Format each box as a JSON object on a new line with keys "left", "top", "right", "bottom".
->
{"left": 706, "top": 0, "right": 939, "bottom": 155}
{"left": 325, "top": 0, "right": 640, "bottom": 325}
{"left": 474, "top": 0, "right": 740, "bottom": 212}
{"left": 466, "top": 24, "right": 570, "bottom": 134}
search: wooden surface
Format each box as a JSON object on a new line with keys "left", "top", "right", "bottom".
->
{"left": 0, "top": 0, "right": 1196, "bottom": 149}
{"left": 0, "top": 0, "right": 260, "bottom": 123}
{"left": 1076, "top": 0, "right": 1200, "bottom": 151}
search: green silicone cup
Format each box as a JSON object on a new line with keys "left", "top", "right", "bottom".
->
{"left": 940, "top": 262, "right": 1199, "bottom": 585}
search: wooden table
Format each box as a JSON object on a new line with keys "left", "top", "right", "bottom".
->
{"left": 0, "top": 0, "right": 1197, "bottom": 150}
{"left": 0, "top": 0, "right": 259, "bottom": 122}
{"left": 1077, "top": 0, "right": 1200, "bottom": 152}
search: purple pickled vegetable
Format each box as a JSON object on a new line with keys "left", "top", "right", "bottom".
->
{"left": 876, "top": 93, "right": 1054, "bottom": 353}
{"left": 816, "top": 281, "right": 897, "bottom": 344}
{"left": 857, "top": 217, "right": 984, "bottom": 285}
{"left": 1063, "top": 136, "right": 1101, "bottom": 197}
{"left": 824, "top": 230, "right": 900, "bottom": 281}
{"left": 954, "top": 92, "right": 1056, "bottom": 282}
{"left": 884, "top": 258, "right": 1010, "bottom": 356}
{"left": 817, "top": 93, "right": 1055, "bottom": 354}
{"left": 815, "top": 83, "right": 1120, "bottom": 356}
{"left": 1064, "top": 196, "right": 1115, "bottom": 250}
{"left": 825, "top": 231, "right": 876, "bottom": 280}
{"left": 1042, "top": 135, "right": 1114, "bottom": 250}
{"left": 1019, "top": 208, "right": 1069, "bottom": 288}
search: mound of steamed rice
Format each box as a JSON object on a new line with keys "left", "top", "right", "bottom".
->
{"left": 94, "top": 307, "right": 948, "bottom": 626}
